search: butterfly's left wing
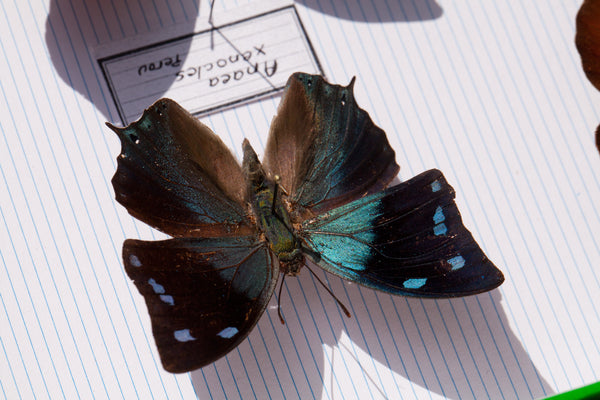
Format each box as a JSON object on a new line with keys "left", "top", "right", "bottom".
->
{"left": 123, "top": 236, "right": 278, "bottom": 372}
{"left": 299, "top": 169, "right": 504, "bottom": 297}
{"left": 263, "top": 73, "right": 399, "bottom": 215}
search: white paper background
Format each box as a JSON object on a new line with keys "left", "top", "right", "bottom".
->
{"left": 1, "top": 0, "right": 599, "bottom": 399}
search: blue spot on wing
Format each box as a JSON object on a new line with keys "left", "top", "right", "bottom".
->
{"left": 129, "top": 254, "right": 142, "bottom": 267}
{"left": 403, "top": 278, "right": 427, "bottom": 289}
{"left": 433, "top": 206, "right": 445, "bottom": 224}
{"left": 217, "top": 327, "right": 239, "bottom": 339}
{"left": 433, "top": 223, "right": 448, "bottom": 236}
{"left": 148, "top": 278, "right": 165, "bottom": 294}
{"left": 160, "top": 295, "right": 174, "bottom": 305}
{"left": 174, "top": 329, "right": 196, "bottom": 342}
{"left": 433, "top": 206, "right": 447, "bottom": 236}
{"left": 448, "top": 255, "right": 465, "bottom": 270}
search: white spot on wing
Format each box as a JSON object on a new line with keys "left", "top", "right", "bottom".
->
{"left": 160, "top": 295, "right": 174, "bottom": 305}
{"left": 431, "top": 180, "right": 442, "bottom": 192}
{"left": 129, "top": 254, "right": 142, "bottom": 267}
{"left": 148, "top": 278, "right": 165, "bottom": 294}
{"left": 174, "top": 329, "right": 196, "bottom": 342}
{"left": 448, "top": 255, "right": 465, "bottom": 270}
{"left": 217, "top": 327, "right": 239, "bottom": 339}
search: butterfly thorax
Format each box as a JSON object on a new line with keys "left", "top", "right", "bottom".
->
{"left": 242, "top": 139, "right": 304, "bottom": 276}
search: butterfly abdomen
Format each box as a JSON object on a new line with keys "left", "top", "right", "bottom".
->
{"left": 242, "top": 139, "right": 304, "bottom": 275}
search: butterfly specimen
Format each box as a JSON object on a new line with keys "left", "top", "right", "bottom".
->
{"left": 107, "top": 72, "right": 504, "bottom": 373}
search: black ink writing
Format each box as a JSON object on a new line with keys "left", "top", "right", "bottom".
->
{"left": 208, "top": 60, "right": 278, "bottom": 87}
{"left": 253, "top": 44, "right": 265, "bottom": 55}
{"left": 138, "top": 54, "right": 182, "bottom": 76}
{"left": 174, "top": 44, "right": 268, "bottom": 83}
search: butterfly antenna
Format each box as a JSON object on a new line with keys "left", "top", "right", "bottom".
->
{"left": 305, "top": 265, "right": 351, "bottom": 318}
{"left": 277, "top": 274, "right": 287, "bottom": 324}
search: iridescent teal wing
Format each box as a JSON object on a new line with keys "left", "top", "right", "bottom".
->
{"left": 107, "top": 99, "right": 252, "bottom": 237}
{"left": 299, "top": 169, "right": 504, "bottom": 297}
{"left": 263, "top": 73, "right": 399, "bottom": 215}
{"left": 123, "top": 236, "right": 278, "bottom": 373}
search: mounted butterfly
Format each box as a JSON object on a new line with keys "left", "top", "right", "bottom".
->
{"left": 107, "top": 72, "right": 504, "bottom": 373}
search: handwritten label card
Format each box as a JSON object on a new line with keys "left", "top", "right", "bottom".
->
{"left": 99, "top": 6, "right": 322, "bottom": 125}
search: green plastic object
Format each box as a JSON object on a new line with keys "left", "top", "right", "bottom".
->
{"left": 543, "top": 382, "right": 600, "bottom": 400}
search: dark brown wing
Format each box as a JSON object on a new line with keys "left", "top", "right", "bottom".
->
{"left": 123, "top": 236, "right": 278, "bottom": 373}
{"left": 262, "top": 73, "right": 399, "bottom": 216}
{"left": 107, "top": 99, "right": 252, "bottom": 237}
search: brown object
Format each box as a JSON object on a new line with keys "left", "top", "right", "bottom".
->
{"left": 575, "top": 0, "right": 600, "bottom": 152}
{"left": 576, "top": 0, "right": 600, "bottom": 91}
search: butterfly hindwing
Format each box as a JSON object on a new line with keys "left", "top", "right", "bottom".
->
{"left": 263, "top": 73, "right": 400, "bottom": 214}
{"left": 123, "top": 236, "right": 278, "bottom": 373}
{"left": 300, "top": 169, "right": 504, "bottom": 297}
{"left": 108, "top": 99, "right": 252, "bottom": 238}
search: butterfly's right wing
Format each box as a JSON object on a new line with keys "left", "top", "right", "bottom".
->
{"left": 300, "top": 169, "right": 504, "bottom": 297}
{"left": 107, "top": 99, "right": 252, "bottom": 238}
{"left": 123, "top": 236, "right": 278, "bottom": 373}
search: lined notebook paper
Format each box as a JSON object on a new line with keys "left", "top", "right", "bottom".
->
{"left": 1, "top": 0, "right": 599, "bottom": 399}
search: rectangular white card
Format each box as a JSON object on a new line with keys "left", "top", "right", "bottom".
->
{"left": 99, "top": 5, "right": 322, "bottom": 124}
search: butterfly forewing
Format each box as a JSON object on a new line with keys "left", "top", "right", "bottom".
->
{"left": 263, "top": 73, "right": 400, "bottom": 215}
{"left": 300, "top": 169, "right": 504, "bottom": 297}
{"left": 108, "top": 99, "right": 251, "bottom": 238}
{"left": 123, "top": 237, "right": 278, "bottom": 373}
